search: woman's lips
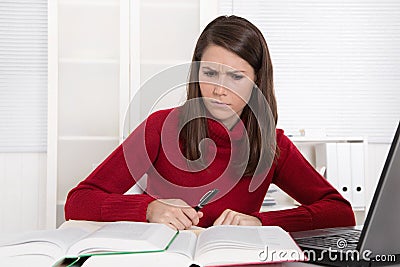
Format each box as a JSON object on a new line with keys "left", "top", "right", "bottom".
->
{"left": 211, "top": 100, "right": 229, "bottom": 106}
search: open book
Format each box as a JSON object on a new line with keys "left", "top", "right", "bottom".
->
{"left": 0, "top": 221, "right": 178, "bottom": 267}
{"left": 83, "top": 224, "right": 305, "bottom": 267}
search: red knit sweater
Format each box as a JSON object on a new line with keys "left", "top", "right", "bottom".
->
{"left": 65, "top": 108, "right": 355, "bottom": 232}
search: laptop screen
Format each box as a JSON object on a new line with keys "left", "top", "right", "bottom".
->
{"left": 358, "top": 122, "right": 400, "bottom": 256}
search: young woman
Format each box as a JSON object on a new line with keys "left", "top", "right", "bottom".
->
{"left": 65, "top": 15, "right": 355, "bottom": 232}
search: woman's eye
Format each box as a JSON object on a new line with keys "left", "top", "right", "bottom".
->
{"left": 203, "top": 71, "right": 217, "bottom": 77}
{"left": 231, "top": 73, "right": 244, "bottom": 80}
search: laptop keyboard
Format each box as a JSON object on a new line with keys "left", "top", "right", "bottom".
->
{"left": 295, "top": 229, "right": 361, "bottom": 251}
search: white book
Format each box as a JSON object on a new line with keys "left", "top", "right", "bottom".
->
{"left": 0, "top": 221, "right": 177, "bottom": 267}
{"left": 83, "top": 225, "right": 305, "bottom": 267}
{"left": 0, "top": 221, "right": 304, "bottom": 267}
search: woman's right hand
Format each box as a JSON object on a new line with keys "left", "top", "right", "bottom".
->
{"left": 146, "top": 199, "right": 203, "bottom": 230}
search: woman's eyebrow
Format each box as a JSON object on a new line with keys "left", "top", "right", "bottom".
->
{"left": 226, "top": 70, "right": 246, "bottom": 74}
{"left": 201, "top": 66, "right": 217, "bottom": 71}
{"left": 201, "top": 66, "right": 247, "bottom": 74}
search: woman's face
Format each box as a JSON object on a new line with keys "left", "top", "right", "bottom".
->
{"left": 199, "top": 45, "right": 255, "bottom": 129}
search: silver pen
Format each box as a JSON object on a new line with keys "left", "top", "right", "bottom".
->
{"left": 194, "top": 189, "right": 219, "bottom": 211}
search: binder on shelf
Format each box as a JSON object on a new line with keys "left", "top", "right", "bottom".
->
{"left": 315, "top": 141, "right": 366, "bottom": 210}
{"left": 350, "top": 142, "right": 366, "bottom": 209}
{"left": 315, "top": 143, "right": 339, "bottom": 189}
{"left": 336, "top": 143, "right": 353, "bottom": 205}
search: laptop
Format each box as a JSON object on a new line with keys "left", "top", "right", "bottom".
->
{"left": 291, "top": 122, "right": 400, "bottom": 267}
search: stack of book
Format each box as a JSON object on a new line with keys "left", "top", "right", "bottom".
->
{"left": 0, "top": 220, "right": 305, "bottom": 267}
{"left": 262, "top": 186, "right": 278, "bottom": 206}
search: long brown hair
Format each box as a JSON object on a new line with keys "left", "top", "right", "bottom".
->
{"left": 179, "top": 15, "right": 278, "bottom": 176}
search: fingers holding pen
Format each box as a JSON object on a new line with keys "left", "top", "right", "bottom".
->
{"left": 182, "top": 207, "right": 203, "bottom": 226}
{"left": 146, "top": 199, "right": 202, "bottom": 230}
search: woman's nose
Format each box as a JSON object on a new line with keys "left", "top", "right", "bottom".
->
{"left": 213, "top": 84, "right": 227, "bottom": 95}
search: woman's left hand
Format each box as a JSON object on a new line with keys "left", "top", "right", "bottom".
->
{"left": 213, "top": 209, "right": 262, "bottom": 226}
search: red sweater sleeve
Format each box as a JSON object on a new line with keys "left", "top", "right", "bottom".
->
{"left": 252, "top": 131, "right": 356, "bottom": 232}
{"left": 64, "top": 112, "right": 162, "bottom": 222}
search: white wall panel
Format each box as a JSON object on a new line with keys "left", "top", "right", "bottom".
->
{"left": 0, "top": 153, "right": 46, "bottom": 234}
{"left": 56, "top": 0, "right": 121, "bottom": 225}
{"left": 58, "top": 62, "right": 120, "bottom": 137}
{"left": 58, "top": 2, "right": 119, "bottom": 60}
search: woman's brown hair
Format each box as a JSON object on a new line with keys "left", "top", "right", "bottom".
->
{"left": 179, "top": 15, "right": 278, "bottom": 176}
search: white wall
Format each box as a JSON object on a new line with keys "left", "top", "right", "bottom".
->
{"left": 56, "top": 0, "right": 121, "bottom": 226}
{"left": 136, "top": 0, "right": 200, "bottom": 123}
{"left": 0, "top": 0, "right": 54, "bottom": 234}
{"left": 0, "top": 153, "right": 47, "bottom": 233}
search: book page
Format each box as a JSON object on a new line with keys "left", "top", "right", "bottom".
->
{"left": 66, "top": 221, "right": 177, "bottom": 256}
{"left": 58, "top": 220, "right": 108, "bottom": 232}
{"left": 1, "top": 254, "right": 56, "bottom": 267}
{"left": 0, "top": 228, "right": 89, "bottom": 261}
{"left": 83, "top": 230, "right": 198, "bottom": 267}
{"left": 194, "top": 226, "right": 304, "bottom": 266}
{"left": 166, "top": 230, "right": 197, "bottom": 258}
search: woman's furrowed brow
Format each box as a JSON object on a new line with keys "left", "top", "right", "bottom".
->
{"left": 226, "top": 70, "right": 246, "bottom": 74}
{"left": 201, "top": 66, "right": 247, "bottom": 75}
{"left": 201, "top": 66, "right": 217, "bottom": 71}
